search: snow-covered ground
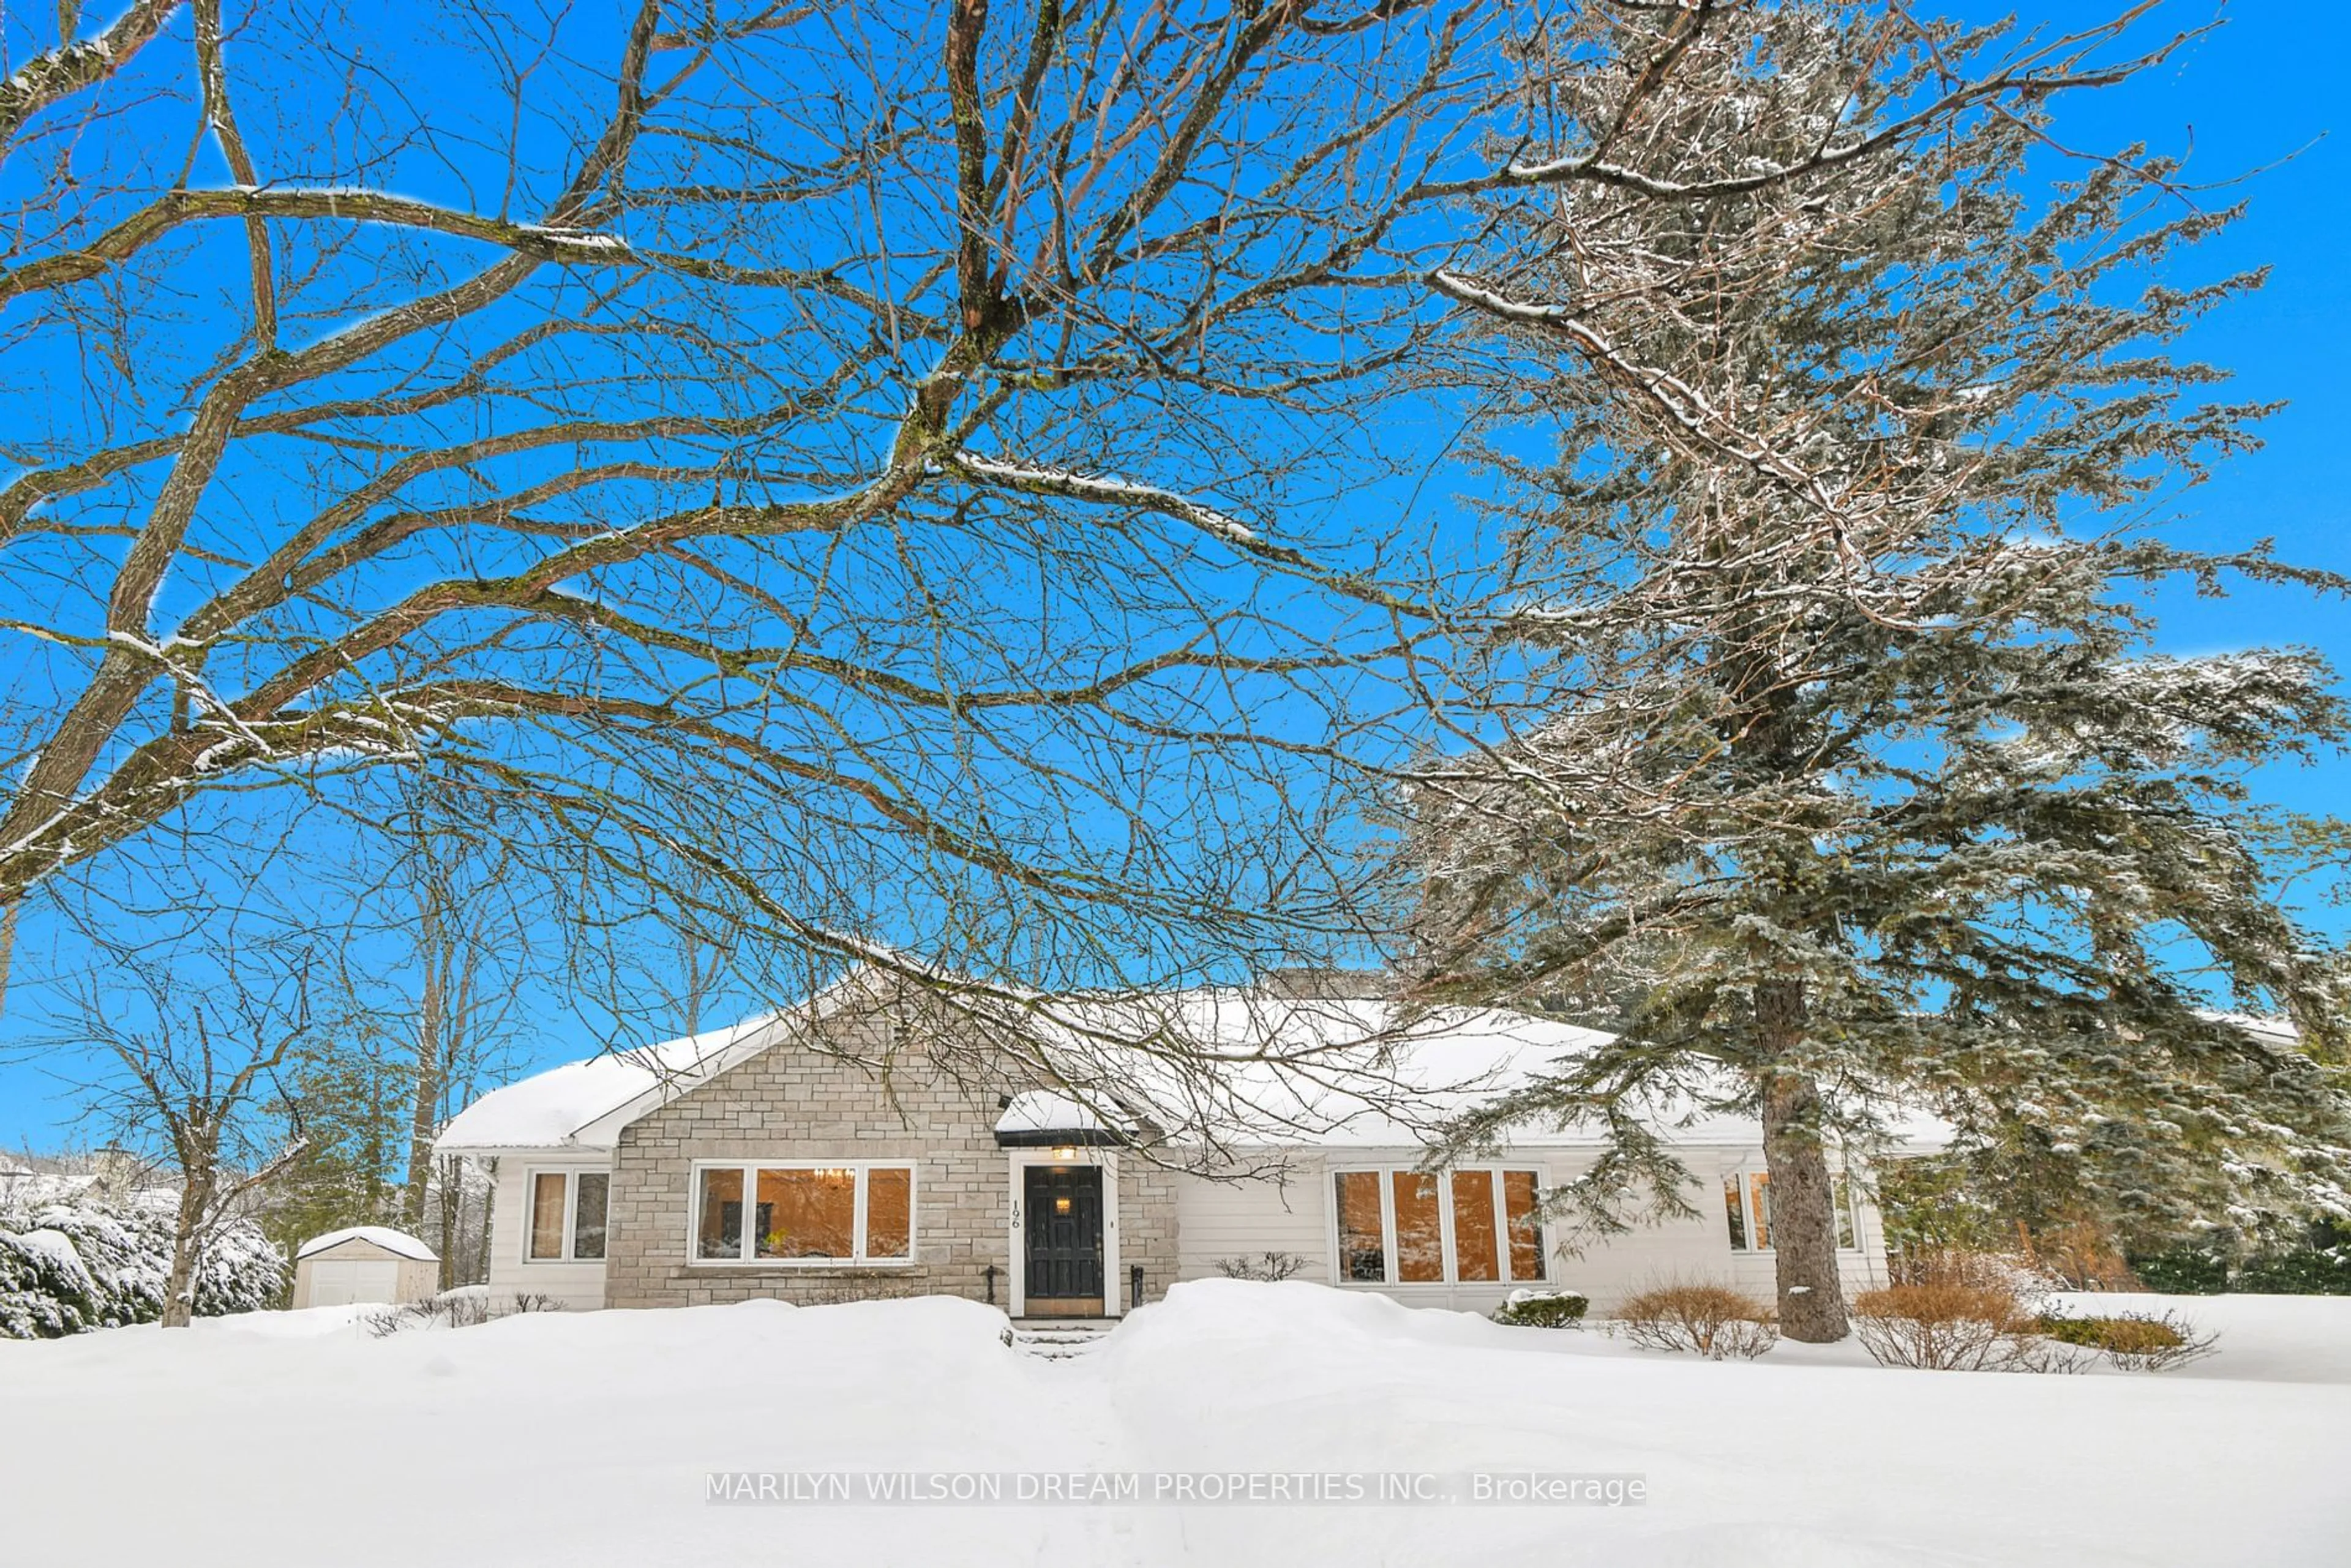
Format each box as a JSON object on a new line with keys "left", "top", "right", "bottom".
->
{"left": 2, "top": 1281, "right": 2344, "bottom": 1566}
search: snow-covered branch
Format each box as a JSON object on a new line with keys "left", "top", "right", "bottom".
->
{"left": 949, "top": 451, "right": 1261, "bottom": 548}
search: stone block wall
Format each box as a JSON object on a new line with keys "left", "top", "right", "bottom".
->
{"left": 603, "top": 1001, "right": 1179, "bottom": 1312}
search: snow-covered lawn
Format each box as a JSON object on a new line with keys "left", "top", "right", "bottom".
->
{"left": 3, "top": 1281, "right": 2345, "bottom": 1567}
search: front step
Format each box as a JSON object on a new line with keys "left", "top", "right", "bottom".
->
{"left": 1009, "top": 1320, "right": 1119, "bottom": 1361}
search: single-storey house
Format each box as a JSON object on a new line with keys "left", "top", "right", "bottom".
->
{"left": 433, "top": 969, "right": 1921, "bottom": 1318}
{"left": 291, "top": 1226, "right": 441, "bottom": 1308}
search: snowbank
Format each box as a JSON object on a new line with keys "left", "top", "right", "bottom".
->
{"left": 0, "top": 1280, "right": 2341, "bottom": 1566}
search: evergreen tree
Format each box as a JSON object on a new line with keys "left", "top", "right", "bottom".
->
{"left": 262, "top": 1021, "right": 412, "bottom": 1256}
{"left": 1406, "top": 5, "right": 2351, "bottom": 1340}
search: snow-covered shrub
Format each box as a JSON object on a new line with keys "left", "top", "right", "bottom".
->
{"left": 1890, "top": 1247, "right": 2056, "bottom": 1302}
{"left": 2125, "top": 1245, "right": 2230, "bottom": 1295}
{"left": 2229, "top": 1223, "right": 2351, "bottom": 1296}
{"left": 194, "top": 1219, "right": 288, "bottom": 1316}
{"left": 437, "top": 1285, "right": 493, "bottom": 1326}
{"left": 1493, "top": 1288, "right": 1588, "bottom": 1328}
{"left": 1213, "top": 1251, "right": 1309, "bottom": 1282}
{"left": 2025, "top": 1222, "right": 2141, "bottom": 1292}
{"left": 2035, "top": 1311, "right": 2215, "bottom": 1371}
{"left": 366, "top": 1288, "right": 564, "bottom": 1337}
{"left": 0, "top": 1226, "right": 102, "bottom": 1337}
{"left": 0, "top": 1201, "right": 285, "bottom": 1338}
{"left": 1614, "top": 1283, "right": 1777, "bottom": 1359}
{"left": 2129, "top": 1222, "right": 2351, "bottom": 1296}
{"left": 1850, "top": 1281, "right": 2042, "bottom": 1371}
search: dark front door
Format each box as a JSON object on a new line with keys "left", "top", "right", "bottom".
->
{"left": 1023, "top": 1165, "right": 1104, "bottom": 1313}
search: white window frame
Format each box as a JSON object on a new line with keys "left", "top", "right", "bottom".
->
{"left": 522, "top": 1168, "right": 610, "bottom": 1264}
{"left": 1327, "top": 1166, "right": 1548, "bottom": 1286}
{"left": 1722, "top": 1167, "right": 1868, "bottom": 1254}
{"left": 686, "top": 1159, "right": 918, "bottom": 1267}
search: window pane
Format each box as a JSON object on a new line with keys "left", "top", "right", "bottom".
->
{"left": 1834, "top": 1174, "right": 1855, "bottom": 1250}
{"left": 1450, "top": 1171, "right": 1501, "bottom": 1282}
{"left": 864, "top": 1167, "right": 912, "bottom": 1260}
{"left": 1723, "top": 1175, "right": 1748, "bottom": 1251}
{"left": 530, "top": 1172, "right": 567, "bottom": 1259}
{"left": 572, "top": 1172, "right": 609, "bottom": 1261}
{"left": 1392, "top": 1172, "right": 1443, "bottom": 1283}
{"left": 697, "top": 1166, "right": 744, "bottom": 1260}
{"left": 1334, "top": 1171, "right": 1386, "bottom": 1281}
{"left": 1749, "top": 1172, "right": 1772, "bottom": 1251}
{"left": 756, "top": 1167, "right": 856, "bottom": 1259}
{"left": 1503, "top": 1171, "right": 1545, "bottom": 1281}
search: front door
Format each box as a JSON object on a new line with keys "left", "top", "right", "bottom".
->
{"left": 1022, "top": 1165, "right": 1104, "bottom": 1315}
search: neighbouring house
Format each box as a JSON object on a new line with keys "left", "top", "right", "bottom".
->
{"left": 291, "top": 1226, "right": 441, "bottom": 1308}
{"left": 432, "top": 969, "right": 1930, "bottom": 1318}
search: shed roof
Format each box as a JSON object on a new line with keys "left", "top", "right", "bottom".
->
{"left": 296, "top": 1226, "right": 439, "bottom": 1263}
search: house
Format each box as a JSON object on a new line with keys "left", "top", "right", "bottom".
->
{"left": 432, "top": 969, "right": 1919, "bottom": 1318}
{"left": 290, "top": 1226, "right": 441, "bottom": 1309}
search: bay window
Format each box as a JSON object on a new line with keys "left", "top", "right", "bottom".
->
{"left": 1332, "top": 1167, "right": 1547, "bottom": 1285}
{"left": 694, "top": 1162, "right": 915, "bottom": 1265}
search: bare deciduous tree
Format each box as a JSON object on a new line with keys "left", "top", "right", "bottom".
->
{"left": 34, "top": 948, "right": 310, "bottom": 1326}
{"left": 0, "top": 0, "right": 1479, "bottom": 1022}
{"left": 0, "top": 1, "right": 2203, "bottom": 1153}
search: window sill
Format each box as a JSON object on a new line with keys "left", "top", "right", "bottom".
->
{"left": 1336, "top": 1278, "right": 1547, "bottom": 1289}
{"left": 682, "top": 1259, "right": 918, "bottom": 1272}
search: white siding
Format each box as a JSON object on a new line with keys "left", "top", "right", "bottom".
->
{"left": 486, "top": 1155, "right": 610, "bottom": 1311}
{"left": 1174, "top": 1146, "right": 1897, "bottom": 1316}
{"left": 1174, "top": 1164, "right": 1332, "bottom": 1284}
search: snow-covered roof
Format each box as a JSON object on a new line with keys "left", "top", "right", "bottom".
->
{"left": 0, "top": 1169, "right": 104, "bottom": 1207}
{"left": 297, "top": 1226, "right": 438, "bottom": 1262}
{"left": 1050, "top": 988, "right": 1624, "bottom": 1148}
{"left": 433, "top": 1012, "right": 784, "bottom": 1153}
{"left": 996, "top": 1091, "right": 1112, "bottom": 1136}
{"left": 2198, "top": 1011, "right": 2300, "bottom": 1049}
{"left": 1021, "top": 988, "right": 1908, "bottom": 1150}
{"left": 432, "top": 968, "right": 1952, "bottom": 1159}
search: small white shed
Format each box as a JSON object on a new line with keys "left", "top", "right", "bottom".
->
{"left": 291, "top": 1226, "right": 440, "bottom": 1308}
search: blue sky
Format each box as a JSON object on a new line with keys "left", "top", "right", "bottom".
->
{"left": 1, "top": 1, "right": 2344, "bottom": 1149}
{"left": 1979, "top": 1, "right": 2349, "bottom": 828}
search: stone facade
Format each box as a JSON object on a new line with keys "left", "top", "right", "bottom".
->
{"left": 602, "top": 1000, "right": 1181, "bottom": 1313}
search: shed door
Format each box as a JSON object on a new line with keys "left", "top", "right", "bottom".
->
{"left": 310, "top": 1259, "right": 401, "bottom": 1306}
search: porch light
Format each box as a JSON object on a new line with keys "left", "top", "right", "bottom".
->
{"left": 1051, "top": 1146, "right": 1078, "bottom": 1162}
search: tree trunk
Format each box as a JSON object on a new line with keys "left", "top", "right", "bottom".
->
{"left": 0, "top": 896, "right": 17, "bottom": 1018}
{"left": 403, "top": 883, "right": 447, "bottom": 1230}
{"left": 161, "top": 1176, "right": 211, "bottom": 1329}
{"left": 474, "top": 1155, "right": 497, "bottom": 1287}
{"left": 435, "top": 1153, "right": 459, "bottom": 1291}
{"left": 1755, "top": 980, "right": 1849, "bottom": 1343}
